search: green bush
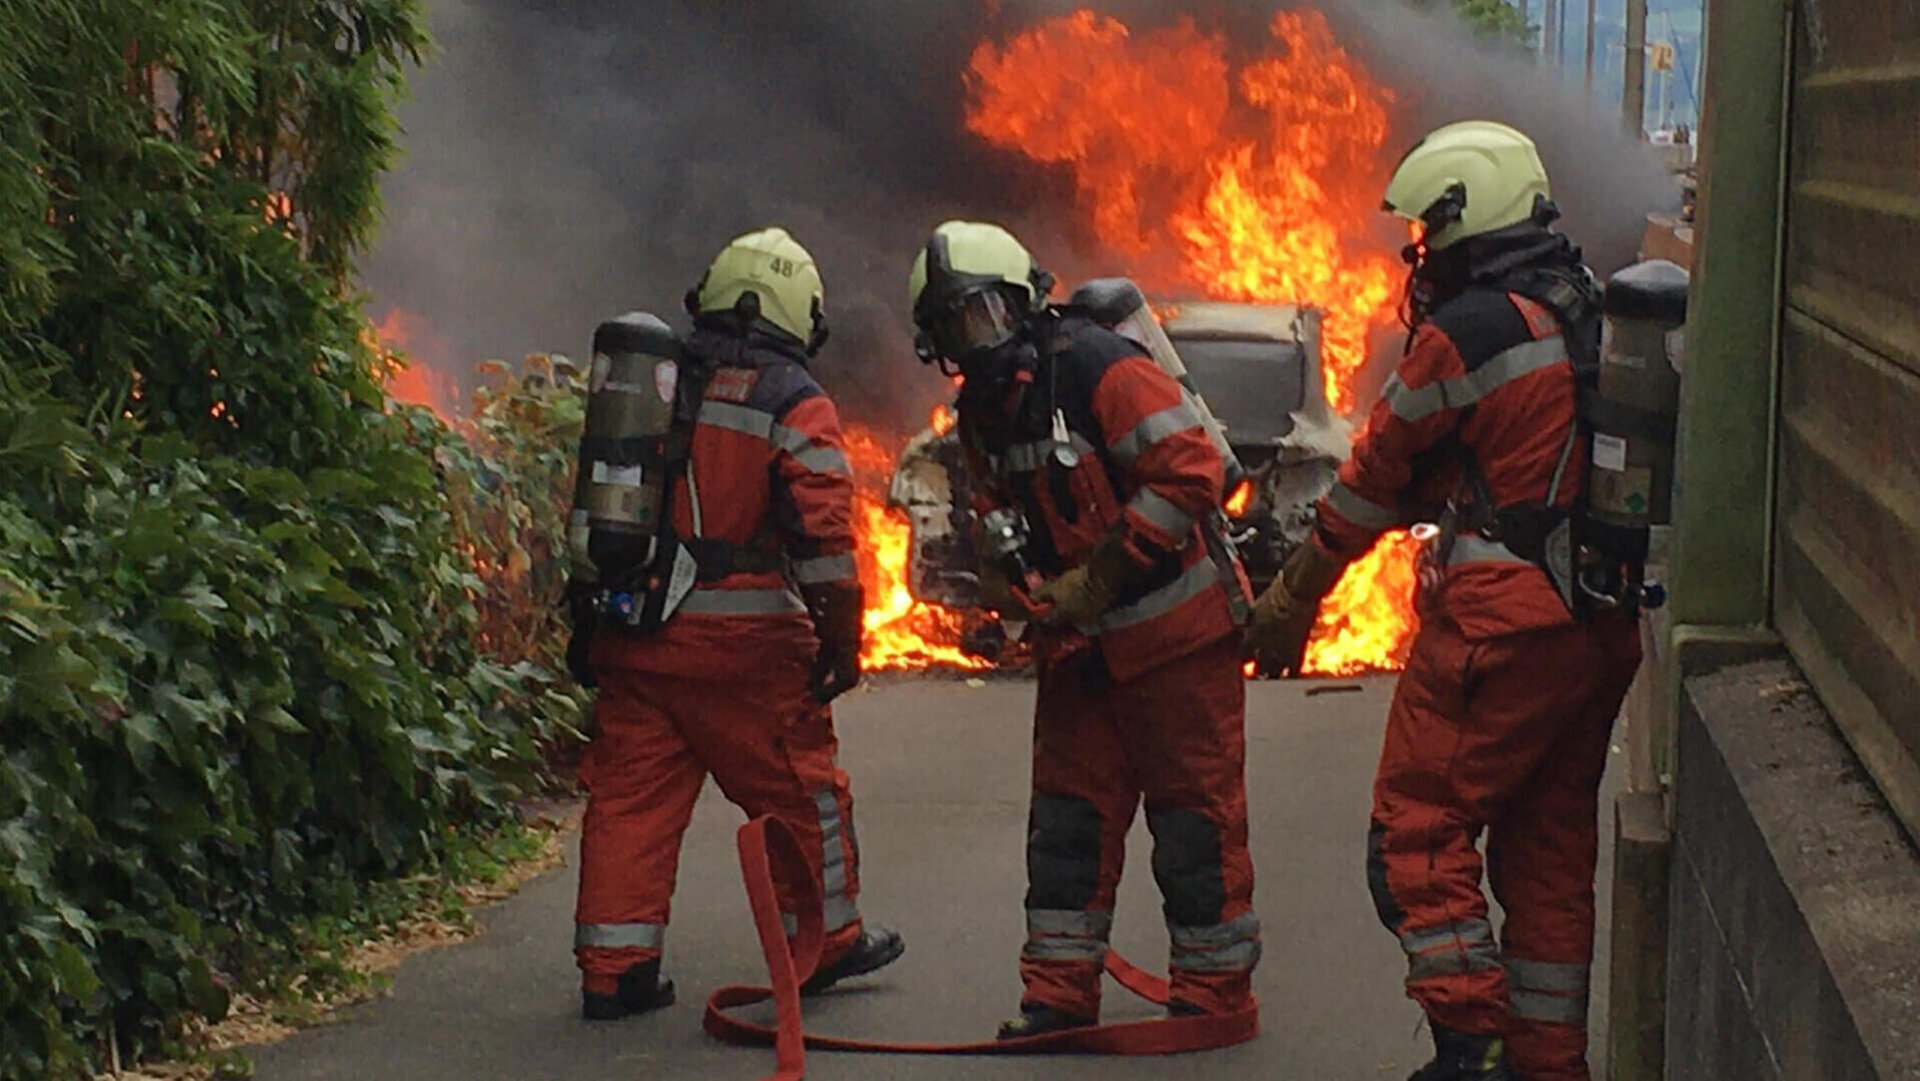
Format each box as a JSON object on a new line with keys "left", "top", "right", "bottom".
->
{"left": 439, "top": 357, "right": 587, "bottom": 696}
{"left": 0, "top": 3, "right": 573, "bottom": 1076}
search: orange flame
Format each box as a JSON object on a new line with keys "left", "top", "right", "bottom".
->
{"left": 1303, "top": 529, "right": 1421, "bottom": 675}
{"left": 372, "top": 309, "right": 462, "bottom": 423}
{"left": 965, "top": 9, "right": 1399, "bottom": 413}
{"left": 966, "top": 7, "right": 1419, "bottom": 674}
{"left": 843, "top": 425, "right": 991, "bottom": 672}
{"left": 1224, "top": 478, "right": 1254, "bottom": 518}
{"left": 931, "top": 402, "right": 958, "bottom": 436}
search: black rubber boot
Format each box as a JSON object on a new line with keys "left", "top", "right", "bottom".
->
{"left": 581, "top": 959, "right": 676, "bottom": 1021}
{"left": 996, "top": 1002, "right": 1096, "bottom": 1041}
{"left": 800, "top": 926, "right": 905, "bottom": 995}
{"left": 1408, "top": 1023, "right": 1511, "bottom": 1081}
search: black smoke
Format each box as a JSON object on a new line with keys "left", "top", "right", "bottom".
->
{"left": 364, "top": 1, "right": 1675, "bottom": 429}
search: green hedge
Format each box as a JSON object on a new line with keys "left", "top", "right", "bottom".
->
{"left": 0, "top": 3, "right": 574, "bottom": 1076}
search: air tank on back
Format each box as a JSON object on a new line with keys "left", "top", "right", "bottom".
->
{"left": 570, "top": 312, "right": 684, "bottom": 586}
{"left": 1588, "top": 259, "right": 1688, "bottom": 536}
{"left": 1068, "top": 278, "right": 1246, "bottom": 488}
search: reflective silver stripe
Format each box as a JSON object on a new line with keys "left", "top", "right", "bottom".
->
{"left": 1171, "top": 938, "right": 1262, "bottom": 973}
{"left": 1400, "top": 919, "right": 1494, "bottom": 955}
{"left": 1091, "top": 556, "right": 1219, "bottom": 634}
{"left": 769, "top": 424, "right": 812, "bottom": 453}
{"left": 1111, "top": 400, "right": 1205, "bottom": 462}
{"left": 771, "top": 425, "right": 851, "bottom": 475}
{"left": 1170, "top": 912, "right": 1262, "bottom": 973}
{"left": 1386, "top": 338, "right": 1568, "bottom": 421}
{"left": 1024, "top": 908, "right": 1113, "bottom": 963}
{"left": 575, "top": 922, "right": 665, "bottom": 950}
{"left": 785, "top": 900, "right": 861, "bottom": 936}
{"left": 793, "top": 552, "right": 856, "bottom": 584}
{"left": 1448, "top": 534, "right": 1534, "bottom": 567}
{"left": 1027, "top": 909, "right": 1115, "bottom": 938}
{"left": 1401, "top": 919, "right": 1501, "bottom": 982}
{"left": 1326, "top": 481, "right": 1402, "bottom": 530}
{"left": 1169, "top": 911, "right": 1261, "bottom": 950}
{"left": 678, "top": 587, "right": 807, "bottom": 615}
{"left": 823, "top": 894, "right": 860, "bottom": 934}
{"left": 1511, "top": 988, "right": 1589, "bottom": 1025}
{"left": 698, "top": 400, "right": 775, "bottom": 439}
{"left": 700, "top": 404, "right": 849, "bottom": 474}
{"left": 1128, "top": 488, "right": 1196, "bottom": 537}
{"left": 1506, "top": 958, "right": 1589, "bottom": 995}
{"left": 813, "top": 789, "right": 850, "bottom": 903}
{"left": 1024, "top": 936, "right": 1111, "bottom": 962}
{"left": 812, "top": 788, "right": 861, "bottom": 932}
{"left": 1005, "top": 433, "right": 1097, "bottom": 474}
{"left": 1409, "top": 942, "right": 1504, "bottom": 982}
{"left": 790, "top": 442, "right": 851, "bottom": 475}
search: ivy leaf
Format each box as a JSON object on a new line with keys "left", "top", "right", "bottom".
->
{"left": 256, "top": 706, "right": 305, "bottom": 734}
{"left": 46, "top": 941, "right": 99, "bottom": 1004}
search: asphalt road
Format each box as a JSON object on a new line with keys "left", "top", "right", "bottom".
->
{"left": 249, "top": 674, "right": 1617, "bottom": 1081}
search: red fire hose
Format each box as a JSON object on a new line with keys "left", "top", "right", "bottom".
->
{"left": 703, "top": 816, "right": 1260, "bottom": 1080}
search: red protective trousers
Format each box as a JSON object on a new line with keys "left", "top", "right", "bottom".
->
{"left": 1367, "top": 610, "right": 1641, "bottom": 1081}
{"left": 1021, "top": 633, "right": 1259, "bottom": 1020}
{"left": 574, "top": 638, "right": 864, "bottom": 993}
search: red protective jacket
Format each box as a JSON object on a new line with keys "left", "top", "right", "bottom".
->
{"left": 1315, "top": 288, "right": 1580, "bottom": 638}
{"left": 592, "top": 332, "right": 856, "bottom": 676}
{"left": 962, "top": 316, "right": 1248, "bottom": 681}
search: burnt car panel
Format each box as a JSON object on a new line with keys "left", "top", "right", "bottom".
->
{"left": 1175, "top": 337, "right": 1308, "bottom": 444}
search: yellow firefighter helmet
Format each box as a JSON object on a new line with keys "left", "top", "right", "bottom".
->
{"left": 690, "top": 226, "right": 827, "bottom": 351}
{"left": 1383, "top": 121, "right": 1552, "bottom": 252}
{"left": 907, "top": 221, "right": 1055, "bottom": 361}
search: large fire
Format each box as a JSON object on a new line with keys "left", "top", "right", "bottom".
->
{"left": 966, "top": 7, "right": 1421, "bottom": 675}
{"left": 843, "top": 421, "right": 992, "bottom": 672}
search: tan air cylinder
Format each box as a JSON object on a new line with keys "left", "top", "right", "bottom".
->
{"left": 1590, "top": 260, "right": 1687, "bottom": 530}
{"left": 571, "top": 312, "right": 685, "bottom": 583}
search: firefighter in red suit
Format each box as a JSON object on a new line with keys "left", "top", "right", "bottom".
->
{"left": 1248, "top": 123, "right": 1643, "bottom": 1081}
{"left": 908, "top": 221, "right": 1260, "bottom": 1039}
{"left": 566, "top": 227, "right": 902, "bottom": 1020}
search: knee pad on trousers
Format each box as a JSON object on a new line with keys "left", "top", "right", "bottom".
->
{"left": 1026, "top": 795, "right": 1105, "bottom": 911}
{"left": 1147, "top": 807, "right": 1226, "bottom": 926}
{"left": 1367, "top": 818, "right": 1408, "bottom": 931}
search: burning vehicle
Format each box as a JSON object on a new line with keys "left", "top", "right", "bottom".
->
{"left": 848, "top": 8, "right": 1423, "bottom": 679}
{"left": 888, "top": 292, "right": 1352, "bottom": 632}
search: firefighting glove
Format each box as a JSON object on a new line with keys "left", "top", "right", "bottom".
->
{"left": 803, "top": 580, "right": 864, "bottom": 704}
{"left": 1246, "top": 536, "right": 1347, "bottom": 676}
{"left": 1031, "top": 529, "right": 1151, "bottom": 628}
{"left": 562, "top": 579, "right": 599, "bottom": 689}
{"left": 975, "top": 558, "right": 1020, "bottom": 614}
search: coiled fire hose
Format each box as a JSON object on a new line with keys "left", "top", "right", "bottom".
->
{"left": 702, "top": 816, "right": 1261, "bottom": 1080}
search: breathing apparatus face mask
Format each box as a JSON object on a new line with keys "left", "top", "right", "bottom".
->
{"left": 917, "top": 285, "right": 1036, "bottom": 388}
{"left": 1396, "top": 187, "right": 1571, "bottom": 330}
{"left": 921, "top": 287, "right": 1022, "bottom": 364}
{"left": 1395, "top": 180, "right": 1472, "bottom": 330}
{"left": 1399, "top": 239, "right": 1474, "bottom": 330}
